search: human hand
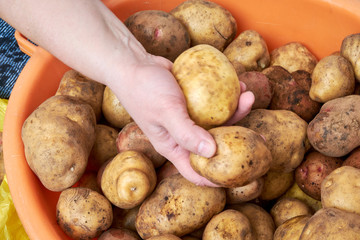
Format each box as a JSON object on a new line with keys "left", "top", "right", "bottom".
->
{"left": 108, "top": 53, "right": 254, "bottom": 187}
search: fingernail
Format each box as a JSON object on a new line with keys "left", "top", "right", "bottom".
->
{"left": 198, "top": 140, "right": 215, "bottom": 158}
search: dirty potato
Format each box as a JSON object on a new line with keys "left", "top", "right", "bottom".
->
{"left": 340, "top": 33, "right": 360, "bottom": 82}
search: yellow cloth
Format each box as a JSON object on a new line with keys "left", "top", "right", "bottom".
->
{"left": 0, "top": 99, "right": 8, "bottom": 132}
{"left": 0, "top": 176, "right": 29, "bottom": 240}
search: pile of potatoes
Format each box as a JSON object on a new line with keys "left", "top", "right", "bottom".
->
{"left": 21, "top": 0, "right": 360, "bottom": 239}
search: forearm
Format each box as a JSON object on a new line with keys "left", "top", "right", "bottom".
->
{"left": 0, "top": 0, "right": 146, "bottom": 86}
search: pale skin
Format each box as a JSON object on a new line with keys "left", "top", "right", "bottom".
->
{"left": 0, "top": 0, "right": 255, "bottom": 186}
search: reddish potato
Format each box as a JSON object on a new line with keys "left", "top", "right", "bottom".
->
{"left": 295, "top": 151, "right": 342, "bottom": 200}
{"left": 342, "top": 147, "right": 360, "bottom": 168}
{"left": 98, "top": 228, "right": 140, "bottom": 240}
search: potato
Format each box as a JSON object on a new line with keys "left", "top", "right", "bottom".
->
{"left": 236, "top": 109, "right": 310, "bottom": 173}
{"left": 102, "top": 86, "right": 133, "bottom": 129}
{"left": 299, "top": 207, "right": 360, "bottom": 240}
{"left": 270, "top": 42, "right": 318, "bottom": 73}
{"left": 307, "top": 95, "right": 360, "bottom": 157}
{"left": 190, "top": 126, "right": 272, "bottom": 188}
{"left": 203, "top": 209, "right": 254, "bottom": 240}
{"left": 309, "top": 55, "right": 355, "bottom": 103}
{"left": 295, "top": 151, "right": 342, "bottom": 200}
{"left": 321, "top": 166, "right": 360, "bottom": 215}
{"left": 78, "top": 171, "right": 102, "bottom": 194}
{"left": 270, "top": 197, "right": 313, "bottom": 227}
{"left": 88, "top": 124, "right": 118, "bottom": 171}
{"left": 156, "top": 160, "right": 179, "bottom": 184}
{"left": 111, "top": 205, "right": 140, "bottom": 232}
{"left": 98, "top": 228, "right": 141, "bottom": 240}
{"left": 135, "top": 173, "right": 226, "bottom": 238}
{"left": 259, "top": 170, "right": 294, "bottom": 201}
{"left": 343, "top": 147, "right": 360, "bottom": 168}
{"left": 224, "top": 30, "right": 270, "bottom": 71}
{"left": 262, "top": 66, "right": 321, "bottom": 122}
{"left": 116, "top": 121, "right": 166, "bottom": 168}
{"left": 21, "top": 95, "right": 96, "bottom": 191}
{"left": 237, "top": 71, "right": 273, "bottom": 109}
{"left": 340, "top": 33, "right": 360, "bottom": 82}
{"left": 170, "top": 0, "right": 237, "bottom": 51}
{"left": 124, "top": 10, "right": 190, "bottom": 62}
{"left": 101, "top": 151, "right": 157, "bottom": 209}
{"left": 172, "top": 44, "right": 240, "bottom": 129}
{"left": 56, "top": 187, "right": 113, "bottom": 240}
{"left": 282, "top": 182, "right": 322, "bottom": 212}
{"left": 273, "top": 215, "right": 311, "bottom": 240}
{"left": 225, "top": 177, "right": 264, "bottom": 204}
{"left": 55, "top": 69, "right": 105, "bottom": 121}
{"left": 148, "top": 234, "right": 182, "bottom": 240}
{"left": 228, "top": 203, "right": 275, "bottom": 240}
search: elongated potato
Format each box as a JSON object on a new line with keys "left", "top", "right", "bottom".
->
{"left": 135, "top": 173, "right": 226, "bottom": 239}
{"left": 172, "top": 44, "right": 240, "bottom": 129}
{"left": 190, "top": 126, "right": 272, "bottom": 188}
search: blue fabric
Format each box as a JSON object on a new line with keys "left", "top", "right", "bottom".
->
{"left": 0, "top": 18, "right": 30, "bottom": 99}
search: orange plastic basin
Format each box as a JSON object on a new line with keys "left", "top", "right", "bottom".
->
{"left": 4, "top": 0, "right": 360, "bottom": 239}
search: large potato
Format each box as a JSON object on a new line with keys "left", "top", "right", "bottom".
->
{"left": 307, "top": 95, "right": 360, "bottom": 157}
{"left": 22, "top": 95, "right": 96, "bottom": 191}
{"left": 295, "top": 151, "right": 342, "bottom": 200}
{"left": 321, "top": 166, "right": 360, "bottom": 215}
{"left": 55, "top": 69, "right": 105, "bottom": 122}
{"left": 236, "top": 109, "right": 310, "bottom": 173}
{"left": 172, "top": 44, "right": 240, "bottom": 129}
{"left": 228, "top": 203, "right": 275, "bottom": 240}
{"left": 135, "top": 173, "right": 226, "bottom": 239}
{"left": 170, "top": 0, "right": 237, "bottom": 51}
{"left": 309, "top": 55, "right": 355, "bottom": 103}
{"left": 299, "top": 207, "right": 360, "bottom": 240}
{"left": 270, "top": 42, "right": 318, "bottom": 73}
{"left": 224, "top": 30, "right": 270, "bottom": 72}
{"left": 340, "top": 33, "right": 360, "bottom": 82}
{"left": 124, "top": 10, "right": 190, "bottom": 62}
{"left": 101, "top": 151, "right": 157, "bottom": 209}
{"left": 56, "top": 187, "right": 113, "bottom": 240}
{"left": 190, "top": 126, "right": 272, "bottom": 188}
{"left": 202, "top": 209, "right": 254, "bottom": 240}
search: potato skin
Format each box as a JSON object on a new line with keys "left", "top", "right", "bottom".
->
{"left": 309, "top": 55, "right": 355, "bottom": 103}
{"left": 343, "top": 147, "right": 360, "bottom": 168}
{"left": 299, "top": 207, "right": 360, "bottom": 240}
{"left": 307, "top": 95, "right": 360, "bottom": 157}
{"left": 22, "top": 95, "right": 96, "bottom": 191}
{"left": 203, "top": 209, "right": 254, "bottom": 240}
{"left": 190, "top": 126, "right": 272, "bottom": 188}
{"left": 270, "top": 197, "right": 313, "bottom": 227}
{"left": 224, "top": 30, "right": 270, "bottom": 71}
{"left": 147, "top": 234, "right": 182, "bottom": 240}
{"left": 259, "top": 170, "right": 294, "bottom": 201}
{"left": 56, "top": 69, "right": 105, "bottom": 122}
{"left": 274, "top": 215, "right": 311, "bottom": 240}
{"left": 125, "top": 10, "right": 190, "bottom": 62}
{"left": 295, "top": 151, "right": 342, "bottom": 200}
{"left": 236, "top": 109, "right": 310, "bottom": 173}
{"left": 101, "top": 151, "right": 157, "bottom": 209}
{"left": 228, "top": 203, "right": 275, "bottom": 240}
{"left": 270, "top": 42, "right": 318, "bottom": 73}
{"left": 56, "top": 187, "right": 113, "bottom": 240}
{"left": 321, "top": 166, "right": 360, "bottom": 215}
{"left": 262, "top": 66, "right": 321, "bottom": 122}
{"left": 225, "top": 177, "right": 264, "bottom": 204}
{"left": 135, "top": 173, "right": 226, "bottom": 239}
{"left": 98, "top": 228, "right": 140, "bottom": 240}
{"left": 172, "top": 44, "right": 240, "bottom": 129}
{"left": 102, "top": 86, "right": 133, "bottom": 129}
{"left": 117, "top": 122, "right": 166, "bottom": 168}
{"left": 340, "top": 33, "right": 360, "bottom": 82}
{"left": 170, "top": 0, "right": 237, "bottom": 51}
{"left": 237, "top": 71, "right": 273, "bottom": 109}
{"left": 111, "top": 205, "right": 140, "bottom": 232}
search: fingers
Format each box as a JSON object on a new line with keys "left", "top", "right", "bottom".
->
{"left": 225, "top": 91, "right": 255, "bottom": 126}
